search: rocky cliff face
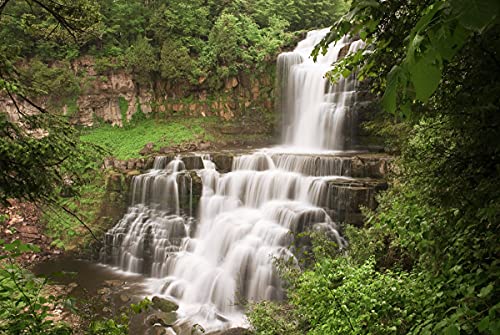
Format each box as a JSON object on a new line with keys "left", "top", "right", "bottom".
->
{"left": 1, "top": 57, "right": 275, "bottom": 129}
{"left": 78, "top": 62, "right": 274, "bottom": 127}
{"left": 68, "top": 57, "right": 149, "bottom": 126}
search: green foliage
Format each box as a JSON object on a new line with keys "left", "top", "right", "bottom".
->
{"left": 159, "top": 39, "right": 195, "bottom": 83}
{"left": 250, "top": 235, "right": 427, "bottom": 335}
{"left": 0, "top": 112, "right": 103, "bottom": 206}
{"left": 199, "top": 12, "right": 292, "bottom": 84}
{"left": 0, "top": 0, "right": 103, "bottom": 206}
{"left": 124, "top": 36, "right": 156, "bottom": 85}
{"left": 118, "top": 96, "right": 128, "bottom": 124}
{"left": 0, "top": 240, "right": 72, "bottom": 334}
{"left": 87, "top": 298, "right": 151, "bottom": 335}
{"left": 20, "top": 59, "right": 81, "bottom": 108}
{"left": 43, "top": 168, "right": 106, "bottom": 251}
{"left": 2, "top": 0, "right": 351, "bottom": 94}
{"left": 0, "top": 0, "right": 101, "bottom": 62}
{"left": 87, "top": 318, "right": 127, "bottom": 335}
{"left": 246, "top": 0, "right": 350, "bottom": 31}
{"left": 80, "top": 118, "right": 213, "bottom": 160}
{"left": 314, "top": 0, "right": 500, "bottom": 116}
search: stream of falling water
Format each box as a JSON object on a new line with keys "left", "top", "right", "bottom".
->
{"left": 101, "top": 28, "right": 366, "bottom": 332}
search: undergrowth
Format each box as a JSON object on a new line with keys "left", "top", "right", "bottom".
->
{"left": 80, "top": 118, "right": 216, "bottom": 160}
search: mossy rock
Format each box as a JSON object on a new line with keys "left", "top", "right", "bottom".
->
{"left": 146, "top": 311, "right": 178, "bottom": 327}
{"left": 152, "top": 296, "right": 179, "bottom": 313}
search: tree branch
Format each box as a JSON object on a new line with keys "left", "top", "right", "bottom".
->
{"left": 60, "top": 205, "right": 101, "bottom": 245}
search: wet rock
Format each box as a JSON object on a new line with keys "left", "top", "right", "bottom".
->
{"left": 350, "top": 155, "right": 391, "bottom": 178}
{"left": 152, "top": 296, "right": 179, "bottom": 313}
{"left": 176, "top": 171, "right": 203, "bottom": 215}
{"left": 97, "top": 287, "right": 111, "bottom": 295}
{"left": 145, "top": 312, "right": 177, "bottom": 327}
{"left": 324, "top": 178, "right": 388, "bottom": 226}
{"left": 199, "top": 141, "right": 211, "bottom": 150}
{"left": 140, "top": 142, "right": 155, "bottom": 156}
{"left": 127, "top": 170, "right": 141, "bottom": 179}
{"left": 150, "top": 326, "right": 167, "bottom": 335}
{"left": 212, "top": 154, "right": 233, "bottom": 173}
{"left": 106, "top": 173, "right": 123, "bottom": 192}
{"left": 337, "top": 43, "right": 351, "bottom": 60}
{"left": 119, "top": 294, "right": 130, "bottom": 303}
{"left": 103, "top": 158, "right": 115, "bottom": 169}
{"left": 104, "top": 280, "right": 125, "bottom": 287}
{"left": 159, "top": 146, "right": 172, "bottom": 154}
{"left": 181, "top": 156, "right": 204, "bottom": 170}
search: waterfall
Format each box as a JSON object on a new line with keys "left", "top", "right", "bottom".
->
{"left": 101, "top": 29, "right": 368, "bottom": 331}
{"left": 278, "top": 28, "right": 365, "bottom": 150}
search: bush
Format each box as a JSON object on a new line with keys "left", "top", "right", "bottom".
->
{"left": 0, "top": 241, "right": 72, "bottom": 335}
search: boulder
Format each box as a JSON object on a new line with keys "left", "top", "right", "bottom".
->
{"left": 145, "top": 311, "right": 178, "bottom": 327}
{"left": 119, "top": 294, "right": 130, "bottom": 303}
{"left": 103, "top": 280, "right": 124, "bottom": 287}
{"left": 152, "top": 296, "right": 179, "bottom": 313}
{"left": 212, "top": 154, "right": 233, "bottom": 173}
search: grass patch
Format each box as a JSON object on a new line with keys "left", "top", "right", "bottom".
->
{"left": 80, "top": 118, "right": 216, "bottom": 160}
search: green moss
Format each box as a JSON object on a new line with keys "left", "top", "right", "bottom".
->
{"left": 118, "top": 96, "right": 129, "bottom": 124}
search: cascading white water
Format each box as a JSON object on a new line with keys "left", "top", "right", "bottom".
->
{"left": 140, "top": 154, "right": 347, "bottom": 330}
{"left": 102, "top": 157, "right": 194, "bottom": 276}
{"left": 278, "top": 28, "right": 365, "bottom": 150}
{"left": 102, "top": 29, "right": 367, "bottom": 332}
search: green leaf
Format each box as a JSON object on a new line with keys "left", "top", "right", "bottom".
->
{"left": 452, "top": 0, "right": 500, "bottom": 32}
{"left": 478, "top": 316, "right": 490, "bottom": 332}
{"left": 409, "top": 48, "right": 442, "bottom": 102}
{"left": 382, "top": 65, "right": 402, "bottom": 113}
{"left": 478, "top": 283, "right": 493, "bottom": 298}
{"left": 444, "top": 324, "right": 460, "bottom": 335}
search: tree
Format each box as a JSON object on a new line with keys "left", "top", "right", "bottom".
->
{"left": 0, "top": 0, "right": 102, "bottom": 206}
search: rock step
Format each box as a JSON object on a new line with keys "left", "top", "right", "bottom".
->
{"left": 208, "top": 151, "right": 391, "bottom": 178}
{"left": 175, "top": 168, "right": 386, "bottom": 227}
{"left": 104, "top": 151, "right": 391, "bottom": 179}
{"left": 323, "top": 178, "right": 387, "bottom": 227}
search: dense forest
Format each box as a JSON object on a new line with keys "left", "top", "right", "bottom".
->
{"left": 0, "top": 0, "right": 347, "bottom": 97}
{"left": 1, "top": 0, "right": 499, "bottom": 334}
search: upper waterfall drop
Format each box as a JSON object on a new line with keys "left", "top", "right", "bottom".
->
{"left": 278, "top": 28, "right": 365, "bottom": 151}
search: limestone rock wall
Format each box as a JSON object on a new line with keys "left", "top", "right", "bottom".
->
{"left": 69, "top": 58, "right": 274, "bottom": 127}
{"left": 70, "top": 57, "right": 154, "bottom": 127}
{"left": 1, "top": 57, "right": 275, "bottom": 129}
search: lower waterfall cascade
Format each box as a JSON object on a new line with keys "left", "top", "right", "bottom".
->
{"left": 101, "top": 28, "right": 384, "bottom": 332}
